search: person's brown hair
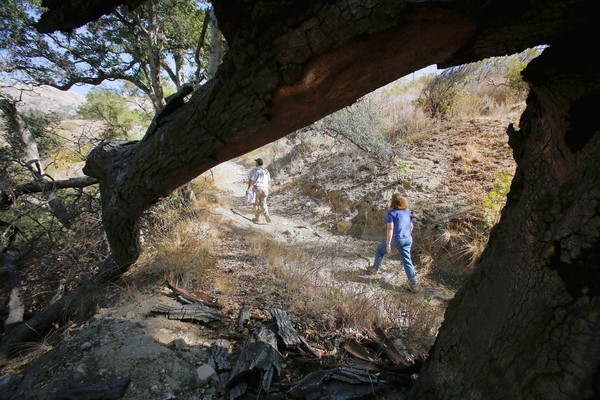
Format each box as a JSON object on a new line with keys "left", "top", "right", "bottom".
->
{"left": 389, "top": 194, "right": 408, "bottom": 210}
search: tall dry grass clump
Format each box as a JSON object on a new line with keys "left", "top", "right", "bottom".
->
{"left": 129, "top": 177, "right": 220, "bottom": 292}
{"left": 377, "top": 78, "right": 439, "bottom": 144}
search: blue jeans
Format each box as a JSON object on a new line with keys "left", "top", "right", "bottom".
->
{"left": 373, "top": 236, "right": 416, "bottom": 285}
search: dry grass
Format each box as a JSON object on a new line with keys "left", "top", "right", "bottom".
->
{"left": 415, "top": 216, "right": 490, "bottom": 277}
{"left": 379, "top": 90, "right": 439, "bottom": 145}
{"left": 248, "top": 236, "right": 384, "bottom": 327}
{"left": 109, "top": 277, "right": 143, "bottom": 304}
{"left": 246, "top": 234, "right": 441, "bottom": 336}
{"left": 130, "top": 180, "right": 220, "bottom": 291}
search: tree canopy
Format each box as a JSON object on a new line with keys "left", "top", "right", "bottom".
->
{"left": 1, "top": 0, "right": 213, "bottom": 110}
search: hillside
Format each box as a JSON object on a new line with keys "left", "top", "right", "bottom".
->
{"left": 0, "top": 85, "right": 85, "bottom": 116}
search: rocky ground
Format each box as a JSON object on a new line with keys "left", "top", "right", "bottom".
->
{"left": 0, "top": 107, "right": 521, "bottom": 399}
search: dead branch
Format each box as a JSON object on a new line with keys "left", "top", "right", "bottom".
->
{"left": 151, "top": 303, "right": 224, "bottom": 324}
{"left": 288, "top": 367, "right": 381, "bottom": 399}
{"left": 237, "top": 303, "right": 250, "bottom": 332}
{"left": 270, "top": 308, "right": 319, "bottom": 357}
{"left": 0, "top": 176, "right": 99, "bottom": 209}
{"left": 343, "top": 338, "right": 381, "bottom": 364}
{"left": 367, "top": 326, "right": 414, "bottom": 367}
{"left": 165, "top": 278, "right": 222, "bottom": 309}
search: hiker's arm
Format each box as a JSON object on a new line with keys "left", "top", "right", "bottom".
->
{"left": 386, "top": 222, "right": 393, "bottom": 255}
{"left": 246, "top": 179, "right": 254, "bottom": 193}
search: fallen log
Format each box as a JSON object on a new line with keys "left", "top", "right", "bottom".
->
{"left": 1, "top": 257, "right": 129, "bottom": 357}
{"left": 151, "top": 303, "right": 224, "bottom": 324}
{"left": 227, "top": 326, "right": 283, "bottom": 399}
{"left": 209, "top": 339, "right": 232, "bottom": 398}
{"left": 210, "top": 339, "right": 232, "bottom": 372}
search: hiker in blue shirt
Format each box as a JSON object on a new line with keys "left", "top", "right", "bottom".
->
{"left": 246, "top": 158, "right": 271, "bottom": 223}
{"left": 371, "top": 194, "right": 417, "bottom": 292}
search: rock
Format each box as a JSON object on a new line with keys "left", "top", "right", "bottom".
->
{"left": 136, "top": 320, "right": 151, "bottom": 329}
{"left": 195, "top": 364, "right": 216, "bottom": 386}
{"left": 337, "top": 220, "right": 352, "bottom": 233}
{"left": 170, "top": 338, "right": 188, "bottom": 350}
{"left": 80, "top": 341, "right": 92, "bottom": 350}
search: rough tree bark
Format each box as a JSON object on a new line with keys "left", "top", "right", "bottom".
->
{"left": 6, "top": 1, "right": 599, "bottom": 398}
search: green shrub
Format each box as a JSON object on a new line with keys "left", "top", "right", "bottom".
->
{"left": 313, "top": 95, "right": 393, "bottom": 160}
{"left": 415, "top": 65, "right": 476, "bottom": 120}
{"left": 483, "top": 170, "right": 513, "bottom": 226}
{"left": 78, "top": 88, "right": 150, "bottom": 140}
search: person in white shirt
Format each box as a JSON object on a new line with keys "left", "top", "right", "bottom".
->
{"left": 246, "top": 158, "right": 271, "bottom": 223}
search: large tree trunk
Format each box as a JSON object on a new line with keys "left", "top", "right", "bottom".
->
{"left": 411, "top": 35, "right": 600, "bottom": 400}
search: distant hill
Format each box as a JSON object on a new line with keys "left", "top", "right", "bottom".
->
{"left": 0, "top": 84, "right": 85, "bottom": 116}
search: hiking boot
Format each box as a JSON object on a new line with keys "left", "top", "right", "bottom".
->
{"left": 405, "top": 284, "right": 418, "bottom": 293}
{"left": 265, "top": 215, "right": 272, "bottom": 223}
{"left": 368, "top": 267, "right": 379, "bottom": 275}
{"left": 252, "top": 217, "right": 259, "bottom": 223}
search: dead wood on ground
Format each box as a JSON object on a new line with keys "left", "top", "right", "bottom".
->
{"left": 151, "top": 303, "right": 224, "bottom": 324}
{"left": 165, "top": 278, "right": 222, "bottom": 308}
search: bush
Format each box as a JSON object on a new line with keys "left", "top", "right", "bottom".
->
{"left": 482, "top": 170, "right": 513, "bottom": 226}
{"left": 313, "top": 95, "right": 393, "bottom": 160}
{"left": 78, "top": 88, "right": 150, "bottom": 140}
{"left": 415, "top": 64, "right": 477, "bottom": 120}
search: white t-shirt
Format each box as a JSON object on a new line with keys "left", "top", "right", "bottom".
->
{"left": 249, "top": 166, "right": 270, "bottom": 188}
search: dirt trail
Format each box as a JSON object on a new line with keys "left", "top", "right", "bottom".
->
{"left": 208, "top": 160, "right": 456, "bottom": 305}
{"left": 209, "top": 160, "right": 333, "bottom": 244}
